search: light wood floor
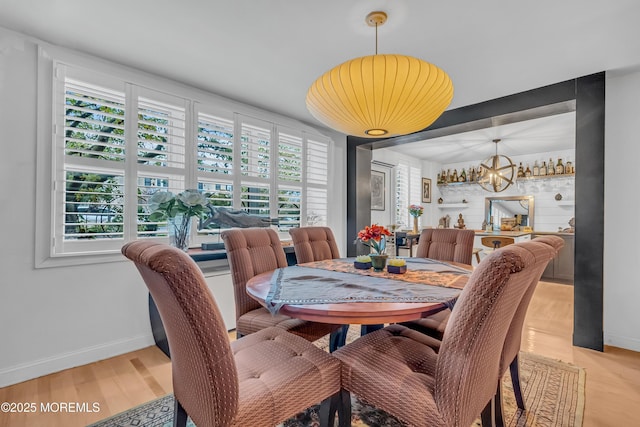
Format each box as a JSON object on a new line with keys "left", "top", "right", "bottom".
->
{"left": 1, "top": 281, "right": 639, "bottom": 427}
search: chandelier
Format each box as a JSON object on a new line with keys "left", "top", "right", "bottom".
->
{"left": 306, "top": 11, "right": 454, "bottom": 138}
{"left": 477, "top": 139, "right": 516, "bottom": 192}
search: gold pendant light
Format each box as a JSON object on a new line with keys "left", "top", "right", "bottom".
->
{"left": 478, "top": 139, "right": 516, "bottom": 192}
{"left": 306, "top": 11, "right": 454, "bottom": 138}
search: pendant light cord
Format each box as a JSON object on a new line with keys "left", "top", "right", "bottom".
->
{"left": 375, "top": 22, "right": 378, "bottom": 55}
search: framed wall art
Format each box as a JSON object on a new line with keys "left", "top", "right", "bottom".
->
{"left": 422, "top": 177, "right": 432, "bottom": 203}
{"left": 371, "top": 170, "right": 385, "bottom": 210}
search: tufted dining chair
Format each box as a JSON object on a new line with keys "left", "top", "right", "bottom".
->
{"left": 222, "top": 228, "right": 341, "bottom": 341}
{"left": 403, "top": 236, "right": 563, "bottom": 426}
{"left": 401, "top": 228, "right": 474, "bottom": 336}
{"left": 333, "top": 240, "right": 558, "bottom": 427}
{"left": 288, "top": 226, "right": 341, "bottom": 263}
{"left": 288, "top": 226, "right": 349, "bottom": 350}
{"left": 122, "top": 240, "right": 347, "bottom": 427}
{"left": 415, "top": 228, "right": 476, "bottom": 265}
{"left": 491, "top": 235, "right": 564, "bottom": 426}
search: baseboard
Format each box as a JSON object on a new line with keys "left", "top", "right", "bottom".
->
{"left": 605, "top": 333, "right": 640, "bottom": 353}
{"left": 0, "top": 334, "right": 155, "bottom": 388}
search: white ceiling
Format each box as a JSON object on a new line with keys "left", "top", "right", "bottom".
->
{"left": 1, "top": 0, "right": 639, "bottom": 145}
{"left": 387, "top": 111, "right": 576, "bottom": 163}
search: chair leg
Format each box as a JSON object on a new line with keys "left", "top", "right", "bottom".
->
{"left": 494, "top": 382, "right": 505, "bottom": 427}
{"left": 173, "top": 398, "right": 188, "bottom": 427}
{"left": 318, "top": 393, "right": 337, "bottom": 427}
{"left": 361, "top": 324, "right": 383, "bottom": 335}
{"left": 319, "top": 389, "right": 351, "bottom": 427}
{"left": 338, "top": 389, "right": 352, "bottom": 427}
{"left": 480, "top": 398, "right": 494, "bottom": 427}
{"left": 329, "top": 325, "right": 349, "bottom": 351}
{"left": 510, "top": 354, "right": 526, "bottom": 410}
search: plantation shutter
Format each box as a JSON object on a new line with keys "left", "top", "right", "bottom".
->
{"left": 135, "top": 89, "right": 188, "bottom": 238}
{"left": 305, "top": 137, "right": 330, "bottom": 226}
{"left": 53, "top": 67, "right": 127, "bottom": 254}
{"left": 239, "top": 116, "right": 272, "bottom": 219}
{"left": 47, "top": 62, "right": 335, "bottom": 261}
{"left": 395, "top": 162, "right": 410, "bottom": 228}
{"left": 196, "top": 106, "right": 235, "bottom": 231}
{"left": 277, "top": 128, "right": 303, "bottom": 230}
{"left": 395, "top": 162, "right": 423, "bottom": 227}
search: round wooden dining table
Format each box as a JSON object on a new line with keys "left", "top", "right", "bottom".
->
{"left": 246, "top": 262, "right": 471, "bottom": 325}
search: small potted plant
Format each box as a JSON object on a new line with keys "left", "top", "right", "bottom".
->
{"left": 354, "top": 255, "right": 372, "bottom": 270}
{"left": 148, "top": 189, "right": 209, "bottom": 251}
{"left": 387, "top": 258, "right": 407, "bottom": 274}
{"left": 355, "top": 224, "right": 392, "bottom": 271}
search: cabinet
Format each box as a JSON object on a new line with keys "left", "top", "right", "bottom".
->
{"left": 533, "top": 233, "right": 574, "bottom": 282}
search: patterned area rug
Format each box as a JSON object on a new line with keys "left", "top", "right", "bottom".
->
{"left": 89, "top": 330, "right": 584, "bottom": 427}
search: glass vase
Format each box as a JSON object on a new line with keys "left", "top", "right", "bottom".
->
{"left": 370, "top": 254, "right": 388, "bottom": 272}
{"left": 168, "top": 214, "right": 192, "bottom": 252}
{"left": 413, "top": 216, "right": 419, "bottom": 234}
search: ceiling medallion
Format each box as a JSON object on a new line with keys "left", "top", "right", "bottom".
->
{"left": 477, "top": 139, "right": 516, "bottom": 192}
{"left": 306, "top": 11, "right": 454, "bottom": 138}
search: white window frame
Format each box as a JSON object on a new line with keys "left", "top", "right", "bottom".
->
{"left": 35, "top": 45, "right": 333, "bottom": 267}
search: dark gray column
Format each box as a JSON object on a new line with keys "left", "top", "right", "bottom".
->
{"left": 346, "top": 141, "right": 372, "bottom": 256}
{"left": 573, "top": 72, "right": 605, "bottom": 350}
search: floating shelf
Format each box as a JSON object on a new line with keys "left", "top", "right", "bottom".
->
{"left": 516, "top": 173, "right": 575, "bottom": 182}
{"left": 437, "top": 203, "right": 469, "bottom": 209}
{"left": 436, "top": 173, "right": 575, "bottom": 187}
{"left": 437, "top": 182, "right": 477, "bottom": 188}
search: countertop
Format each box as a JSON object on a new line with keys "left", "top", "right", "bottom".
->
{"left": 530, "top": 230, "right": 575, "bottom": 237}
{"left": 472, "top": 229, "right": 575, "bottom": 237}
{"left": 472, "top": 230, "right": 532, "bottom": 237}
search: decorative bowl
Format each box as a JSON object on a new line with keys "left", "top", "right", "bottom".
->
{"left": 354, "top": 261, "right": 372, "bottom": 270}
{"left": 387, "top": 265, "right": 407, "bottom": 274}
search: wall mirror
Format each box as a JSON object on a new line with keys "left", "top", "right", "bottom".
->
{"left": 485, "top": 195, "right": 534, "bottom": 231}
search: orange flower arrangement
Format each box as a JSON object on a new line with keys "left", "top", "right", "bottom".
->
{"left": 356, "top": 224, "right": 392, "bottom": 255}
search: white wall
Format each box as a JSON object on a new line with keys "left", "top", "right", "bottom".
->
{"left": 0, "top": 29, "right": 347, "bottom": 386}
{"left": 604, "top": 69, "right": 640, "bottom": 352}
{"left": 435, "top": 149, "right": 576, "bottom": 232}
{"left": 372, "top": 148, "right": 576, "bottom": 232}
{"left": 370, "top": 149, "right": 440, "bottom": 229}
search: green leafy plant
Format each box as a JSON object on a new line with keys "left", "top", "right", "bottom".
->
{"left": 148, "top": 190, "right": 208, "bottom": 222}
{"left": 148, "top": 190, "right": 208, "bottom": 250}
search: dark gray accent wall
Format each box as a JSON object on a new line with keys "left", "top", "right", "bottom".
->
{"left": 346, "top": 74, "right": 605, "bottom": 351}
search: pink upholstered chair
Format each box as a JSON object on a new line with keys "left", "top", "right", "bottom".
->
{"left": 122, "top": 240, "right": 347, "bottom": 427}
{"left": 414, "top": 228, "right": 475, "bottom": 265}
{"left": 492, "top": 235, "right": 564, "bottom": 426}
{"left": 222, "top": 228, "right": 341, "bottom": 340}
{"left": 404, "top": 236, "right": 563, "bottom": 426}
{"left": 333, "top": 240, "right": 558, "bottom": 427}
{"left": 401, "top": 228, "right": 475, "bottom": 335}
{"left": 289, "top": 226, "right": 341, "bottom": 263}
{"left": 289, "top": 226, "right": 349, "bottom": 350}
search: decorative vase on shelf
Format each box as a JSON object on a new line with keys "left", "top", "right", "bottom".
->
{"left": 369, "top": 254, "right": 389, "bottom": 272}
{"left": 168, "top": 213, "right": 192, "bottom": 252}
{"left": 412, "top": 217, "right": 419, "bottom": 234}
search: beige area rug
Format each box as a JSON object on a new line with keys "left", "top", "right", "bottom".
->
{"left": 88, "top": 329, "right": 584, "bottom": 427}
{"left": 312, "top": 327, "right": 585, "bottom": 427}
